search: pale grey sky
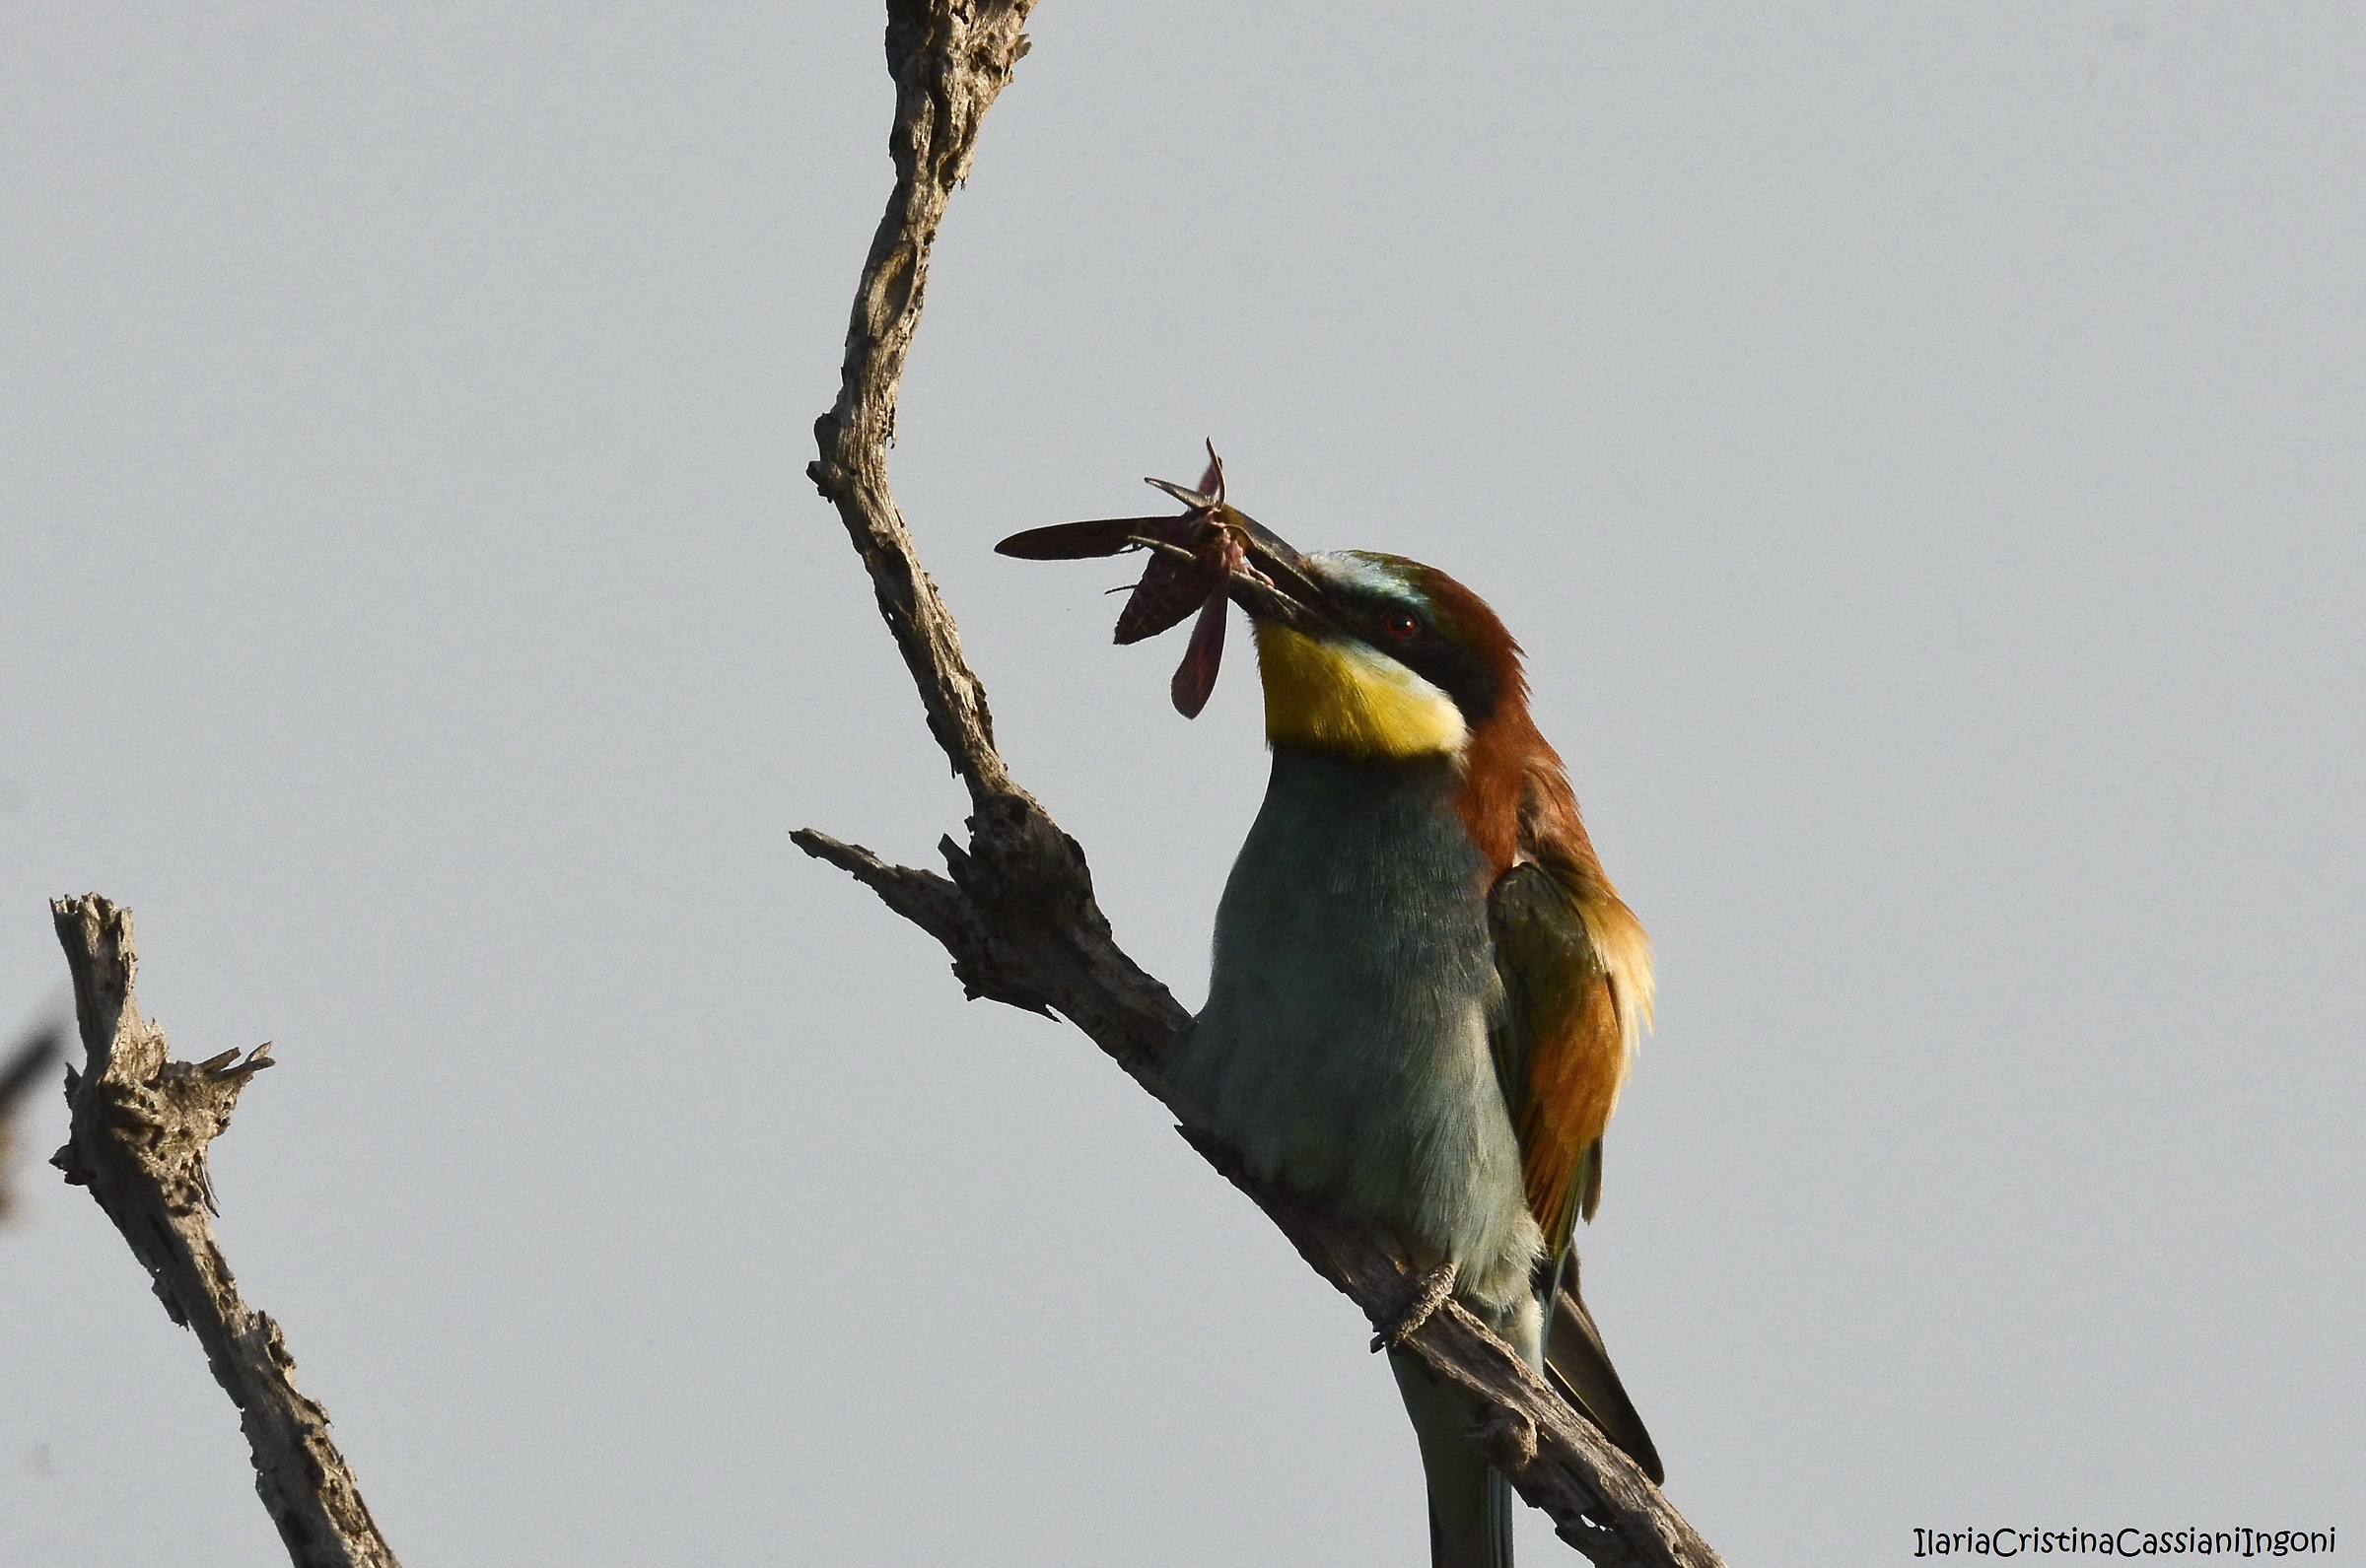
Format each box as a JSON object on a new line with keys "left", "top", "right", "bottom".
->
{"left": 4, "top": 5, "right": 2359, "bottom": 1564}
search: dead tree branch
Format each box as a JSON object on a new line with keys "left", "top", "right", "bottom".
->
{"left": 796, "top": 6, "right": 1724, "bottom": 1566}
{"left": 49, "top": 894, "right": 400, "bottom": 1568}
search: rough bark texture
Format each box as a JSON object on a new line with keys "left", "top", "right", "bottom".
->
{"left": 49, "top": 895, "right": 400, "bottom": 1568}
{"left": 797, "top": 7, "right": 1726, "bottom": 1566}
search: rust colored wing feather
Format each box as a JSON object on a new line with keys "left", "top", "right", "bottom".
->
{"left": 1488, "top": 862, "right": 1623, "bottom": 1252}
{"left": 1496, "top": 858, "right": 1666, "bottom": 1483}
{"left": 1487, "top": 753, "right": 1654, "bottom": 1251}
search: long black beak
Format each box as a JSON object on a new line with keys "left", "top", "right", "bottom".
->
{"left": 1125, "top": 470, "right": 1334, "bottom": 637}
{"left": 1206, "top": 509, "right": 1338, "bottom": 638}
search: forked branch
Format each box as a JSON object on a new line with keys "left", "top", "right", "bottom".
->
{"left": 796, "top": 5, "right": 1723, "bottom": 1566}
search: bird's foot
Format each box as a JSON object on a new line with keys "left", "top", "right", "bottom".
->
{"left": 1369, "top": 1261, "right": 1459, "bottom": 1352}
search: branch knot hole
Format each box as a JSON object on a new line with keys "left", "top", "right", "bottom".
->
{"left": 867, "top": 242, "right": 918, "bottom": 338}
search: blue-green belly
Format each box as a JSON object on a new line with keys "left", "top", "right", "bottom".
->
{"left": 1164, "top": 746, "right": 1542, "bottom": 1316}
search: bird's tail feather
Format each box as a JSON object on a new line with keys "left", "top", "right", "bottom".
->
{"left": 1390, "top": 1350, "right": 1517, "bottom": 1568}
{"left": 1545, "top": 1261, "right": 1663, "bottom": 1484}
{"left": 1389, "top": 1267, "right": 1658, "bottom": 1566}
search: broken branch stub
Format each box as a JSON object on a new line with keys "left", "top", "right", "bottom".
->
{"left": 51, "top": 894, "right": 400, "bottom": 1568}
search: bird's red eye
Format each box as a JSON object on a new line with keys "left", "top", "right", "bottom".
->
{"left": 1382, "top": 610, "right": 1422, "bottom": 641}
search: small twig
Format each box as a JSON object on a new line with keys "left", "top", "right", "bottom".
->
{"left": 49, "top": 895, "right": 400, "bottom": 1568}
{"left": 797, "top": 6, "right": 1724, "bottom": 1565}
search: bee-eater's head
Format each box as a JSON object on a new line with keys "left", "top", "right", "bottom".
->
{"left": 1222, "top": 530, "right": 1525, "bottom": 763}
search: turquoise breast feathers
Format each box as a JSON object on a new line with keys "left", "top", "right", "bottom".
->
{"left": 1164, "top": 746, "right": 1544, "bottom": 1320}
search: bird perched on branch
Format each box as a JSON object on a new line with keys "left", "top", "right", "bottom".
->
{"left": 1001, "top": 447, "right": 1661, "bottom": 1567}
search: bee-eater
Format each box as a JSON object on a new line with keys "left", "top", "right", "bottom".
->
{"left": 1002, "top": 461, "right": 1661, "bottom": 1568}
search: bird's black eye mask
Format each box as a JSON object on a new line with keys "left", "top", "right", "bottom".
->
{"left": 1320, "top": 575, "right": 1506, "bottom": 728}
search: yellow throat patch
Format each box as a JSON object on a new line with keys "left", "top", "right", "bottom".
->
{"left": 1253, "top": 622, "right": 1469, "bottom": 760}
